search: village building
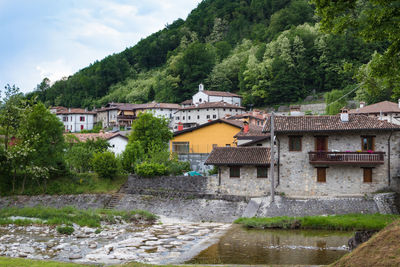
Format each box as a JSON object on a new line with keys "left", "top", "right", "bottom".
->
{"left": 67, "top": 132, "right": 128, "bottom": 155}
{"left": 53, "top": 107, "right": 96, "bottom": 132}
{"left": 173, "top": 102, "right": 245, "bottom": 130}
{"left": 205, "top": 112, "right": 400, "bottom": 196}
{"left": 191, "top": 83, "right": 242, "bottom": 106}
{"left": 228, "top": 110, "right": 268, "bottom": 126}
{"left": 95, "top": 103, "right": 137, "bottom": 129}
{"left": 170, "top": 119, "right": 250, "bottom": 173}
{"left": 133, "top": 102, "right": 180, "bottom": 127}
{"left": 349, "top": 100, "right": 400, "bottom": 125}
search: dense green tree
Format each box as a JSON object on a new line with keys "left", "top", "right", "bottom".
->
{"left": 129, "top": 112, "right": 172, "bottom": 154}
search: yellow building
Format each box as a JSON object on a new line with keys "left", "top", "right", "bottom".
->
{"left": 170, "top": 119, "right": 243, "bottom": 154}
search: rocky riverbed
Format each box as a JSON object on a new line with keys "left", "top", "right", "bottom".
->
{"left": 0, "top": 217, "right": 231, "bottom": 265}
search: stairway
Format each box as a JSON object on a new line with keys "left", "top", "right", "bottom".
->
{"left": 104, "top": 193, "right": 125, "bottom": 210}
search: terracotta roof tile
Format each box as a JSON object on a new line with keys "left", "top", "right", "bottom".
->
{"left": 349, "top": 101, "right": 400, "bottom": 114}
{"left": 173, "top": 118, "right": 243, "bottom": 136}
{"left": 235, "top": 124, "right": 268, "bottom": 138}
{"left": 205, "top": 147, "right": 270, "bottom": 166}
{"left": 56, "top": 108, "right": 96, "bottom": 115}
{"left": 179, "top": 101, "right": 245, "bottom": 110}
{"left": 66, "top": 132, "right": 126, "bottom": 142}
{"left": 202, "top": 90, "right": 242, "bottom": 98}
{"left": 262, "top": 115, "right": 400, "bottom": 133}
{"left": 181, "top": 99, "right": 193, "bottom": 105}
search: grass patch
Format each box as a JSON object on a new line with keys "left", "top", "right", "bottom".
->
{"left": 0, "top": 257, "right": 94, "bottom": 266}
{"left": 56, "top": 226, "right": 74, "bottom": 235}
{"left": 0, "top": 173, "right": 128, "bottom": 196}
{"left": 235, "top": 214, "right": 400, "bottom": 231}
{"left": 0, "top": 206, "right": 157, "bottom": 228}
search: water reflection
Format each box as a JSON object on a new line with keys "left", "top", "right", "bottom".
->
{"left": 187, "top": 224, "right": 351, "bottom": 265}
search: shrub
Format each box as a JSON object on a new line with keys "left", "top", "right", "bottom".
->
{"left": 135, "top": 162, "right": 168, "bottom": 177}
{"left": 167, "top": 160, "right": 191, "bottom": 175}
{"left": 92, "top": 152, "right": 119, "bottom": 179}
{"left": 207, "top": 165, "right": 218, "bottom": 175}
{"left": 57, "top": 226, "right": 74, "bottom": 235}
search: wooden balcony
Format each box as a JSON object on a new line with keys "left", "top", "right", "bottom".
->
{"left": 117, "top": 115, "right": 136, "bottom": 121}
{"left": 308, "top": 151, "right": 385, "bottom": 165}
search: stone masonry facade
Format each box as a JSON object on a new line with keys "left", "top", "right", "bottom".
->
{"left": 276, "top": 132, "right": 400, "bottom": 196}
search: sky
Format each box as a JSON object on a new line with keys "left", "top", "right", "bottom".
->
{"left": 0, "top": 0, "right": 201, "bottom": 93}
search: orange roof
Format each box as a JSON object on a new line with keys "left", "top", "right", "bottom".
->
{"left": 202, "top": 90, "right": 242, "bottom": 98}
{"left": 349, "top": 101, "right": 400, "bottom": 114}
{"left": 56, "top": 108, "right": 96, "bottom": 115}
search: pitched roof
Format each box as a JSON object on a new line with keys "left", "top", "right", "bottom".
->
{"left": 65, "top": 132, "right": 127, "bottom": 142}
{"left": 181, "top": 99, "right": 193, "bottom": 105}
{"left": 235, "top": 124, "right": 268, "bottom": 138}
{"left": 349, "top": 101, "right": 400, "bottom": 114}
{"left": 173, "top": 119, "right": 243, "bottom": 136}
{"left": 205, "top": 147, "right": 270, "bottom": 166}
{"left": 134, "top": 102, "right": 181, "bottom": 109}
{"left": 262, "top": 115, "right": 400, "bottom": 133}
{"left": 179, "top": 101, "right": 245, "bottom": 110}
{"left": 202, "top": 90, "right": 242, "bottom": 98}
{"left": 56, "top": 108, "right": 96, "bottom": 115}
{"left": 229, "top": 111, "right": 268, "bottom": 121}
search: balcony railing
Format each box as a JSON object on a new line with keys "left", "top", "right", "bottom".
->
{"left": 117, "top": 115, "right": 136, "bottom": 120}
{"left": 308, "top": 151, "right": 385, "bottom": 165}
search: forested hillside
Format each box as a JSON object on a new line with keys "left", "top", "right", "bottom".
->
{"left": 31, "top": 0, "right": 390, "bottom": 110}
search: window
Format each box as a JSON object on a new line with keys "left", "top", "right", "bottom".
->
{"left": 197, "top": 115, "right": 200, "bottom": 119}
{"left": 80, "top": 125, "right": 84, "bottom": 130}
{"left": 176, "top": 116, "right": 179, "bottom": 120}
{"left": 230, "top": 109, "right": 232, "bottom": 111}
{"left": 315, "top": 136, "right": 328, "bottom": 151}
{"left": 80, "top": 116, "right": 85, "bottom": 122}
{"left": 188, "top": 116, "right": 191, "bottom": 120}
{"left": 172, "top": 142, "right": 189, "bottom": 154}
{"left": 160, "top": 109, "right": 163, "bottom": 111}
{"left": 317, "top": 167, "right": 326, "bottom": 182}
{"left": 207, "top": 115, "right": 210, "bottom": 119}
{"left": 207, "top": 108, "right": 209, "bottom": 111}
{"left": 199, "top": 98, "right": 202, "bottom": 102}
{"left": 256, "top": 144, "right": 262, "bottom": 146}
{"left": 289, "top": 136, "right": 302, "bottom": 151}
{"left": 63, "top": 117, "right": 68, "bottom": 122}
{"left": 213, "top": 114, "right": 217, "bottom": 119}
{"left": 257, "top": 167, "right": 268, "bottom": 178}
{"left": 223, "top": 108, "right": 226, "bottom": 111}
{"left": 230, "top": 166, "right": 240, "bottom": 178}
{"left": 183, "top": 116, "right": 185, "bottom": 120}
{"left": 226, "top": 144, "right": 231, "bottom": 147}
{"left": 213, "top": 108, "right": 215, "bottom": 111}
{"left": 363, "top": 168, "right": 373, "bottom": 183}
{"left": 361, "top": 136, "right": 375, "bottom": 151}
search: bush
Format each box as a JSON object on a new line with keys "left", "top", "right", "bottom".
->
{"left": 57, "top": 226, "right": 74, "bottom": 235}
{"left": 135, "top": 162, "right": 168, "bottom": 177}
{"left": 167, "top": 160, "right": 191, "bottom": 175}
{"left": 208, "top": 165, "right": 219, "bottom": 175}
{"left": 92, "top": 152, "right": 119, "bottom": 179}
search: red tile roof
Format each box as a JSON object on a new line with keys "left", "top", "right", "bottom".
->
{"left": 65, "top": 132, "right": 127, "bottom": 142}
{"left": 349, "top": 101, "right": 400, "bottom": 114}
{"left": 181, "top": 99, "right": 193, "bottom": 105}
{"left": 262, "top": 115, "right": 400, "bottom": 133}
{"left": 179, "top": 101, "right": 245, "bottom": 110}
{"left": 56, "top": 108, "right": 96, "bottom": 115}
{"left": 202, "top": 90, "right": 242, "bottom": 98}
{"left": 205, "top": 147, "right": 270, "bottom": 166}
{"left": 235, "top": 124, "right": 268, "bottom": 138}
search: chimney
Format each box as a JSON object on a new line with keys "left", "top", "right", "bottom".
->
{"left": 360, "top": 101, "right": 365, "bottom": 108}
{"left": 398, "top": 99, "right": 400, "bottom": 109}
{"left": 199, "top": 83, "right": 204, "bottom": 92}
{"left": 68, "top": 108, "right": 71, "bottom": 112}
{"left": 243, "top": 122, "right": 249, "bottom": 133}
{"left": 340, "top": 108, "right": 349, "bottom": 122}
{"left": 85, "top": 108, "right": 88, "bottom": 112}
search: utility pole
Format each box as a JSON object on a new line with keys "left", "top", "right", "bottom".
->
{"left": 270, "top": 112, "right": 275, "bottom": 202}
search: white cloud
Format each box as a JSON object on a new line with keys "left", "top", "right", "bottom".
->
{"left": 1, "top": 0, "right": 201, "bottom": 93}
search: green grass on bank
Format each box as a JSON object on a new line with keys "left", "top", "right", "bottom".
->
{"left": 0, "top": 257, "right": 215, "bottom": 267}
{"left": 0, "top": 173, "right": 128, "bottom": 196}
{"left": 0, "top": 206, "right": 157, "bottom": 228}
{"left": 235, "top": 214, "right": 400, "bottom": 231}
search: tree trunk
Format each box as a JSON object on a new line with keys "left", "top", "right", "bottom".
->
{"left": 12, "top": 168, "right": 16, "bottom": 193}
{"left": 20, "top": 168, "right": 27, "bottom": 194}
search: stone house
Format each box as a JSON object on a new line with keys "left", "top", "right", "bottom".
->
{"left": 205, "top": 147, "right": 273, "bottom": 197}
{"left": 95, "top": 103, "right": 137, "bottom": 129}
{"left": 349, "top": 100, "right": 400, "bottom": 125}
{"left": 205, "top": 113, "right": 400, "bottom": 196}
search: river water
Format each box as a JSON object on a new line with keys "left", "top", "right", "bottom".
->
{"left": 187, "top": 224, "right": 351, "bottom": 265}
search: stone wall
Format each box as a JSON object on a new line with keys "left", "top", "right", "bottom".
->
{"left": 0, "top": 194, "right": 110, "bottom": 209}
{"left": 277, "top": 132, "right": 400, "bottom": 196}
{"left": 177, "top": 153, "right": 213, "bottom": 174}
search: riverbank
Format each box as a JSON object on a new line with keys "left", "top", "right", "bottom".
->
{"left": 235, "top": 214, "right": 400, "bottom": 231}
{"left": 332, "top": 219, "right": 400, "bottom": 266}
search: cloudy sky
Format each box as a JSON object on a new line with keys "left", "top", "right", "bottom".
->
{"left": 0, "top": 0, "right": 200, "bottom": 93}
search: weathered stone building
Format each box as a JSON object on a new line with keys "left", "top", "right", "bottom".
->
{"left": 206, "top": 113, "right": 400, "bottom": 197}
